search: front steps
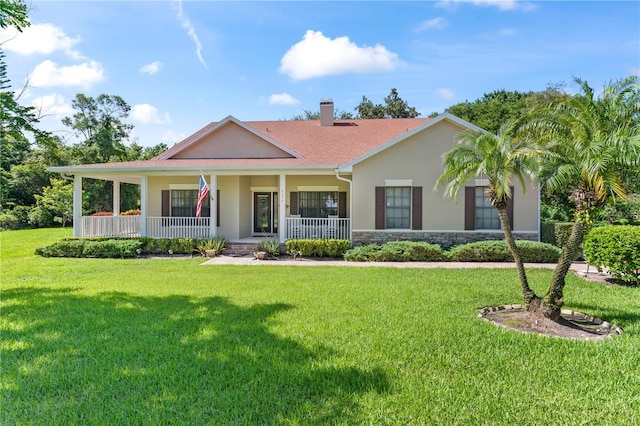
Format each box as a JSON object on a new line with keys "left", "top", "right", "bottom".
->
{"left": 223, "top": 242, "right": 259, "bottom": 256}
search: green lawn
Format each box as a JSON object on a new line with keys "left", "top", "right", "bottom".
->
{"left": 2, "top": 228, "right": 639, "bottom": 425}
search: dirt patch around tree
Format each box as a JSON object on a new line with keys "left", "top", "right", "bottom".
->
{"left": 479, "top": 304, "right": 623, "bottom": 341}
{"left": 479, "top": 269, "right": 626, "bottom": 341}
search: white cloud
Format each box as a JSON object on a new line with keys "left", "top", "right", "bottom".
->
{"left": 268, "top": 93, "right": 300, "bottom": 106}
{"left": 162, "top": 130, "right": 186, "bottom": 145}
{"left": 172, "top": 0, "right": 207, "bottom": 69}
{"left": 415, "top": 17, "right": 449, "bottom": 32}
{"left": 436, "top": 88, "right": 456, "bottom": 100}
{"left": 30, "top": 60, "right": 105, "bottom": 89}
{"left": 30, "top": 93, "right": 74, "bottom": 118}
{"left": 0, "top": 23, "right": 82, "bottom": 58}
{"left": 280, "top": 30, "right": 403, "bottom": 80}
{"left": 437, "top": 0, "right": 536, "bottom": 12}
{"left": 139, "top": 61, "right": 163, "bottom": 75}
{"left": 131, "top": 104, "right": 171, "bottom": 124}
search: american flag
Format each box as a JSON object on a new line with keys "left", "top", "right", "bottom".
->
{"left": 196, "top": 175, "right": 210, "bottom": 218}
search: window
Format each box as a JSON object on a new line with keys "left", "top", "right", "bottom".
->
{"left": 171, "top": 190, "right": 209, "bottom": 217}
{"left": 298, "top": 191, "right": 338, "bottom": 218}
{"left": 475, "top": 187, "right": 500, "bottom": 229}
{"left": 385, "top": 187, "right": 411, "bottom": 229}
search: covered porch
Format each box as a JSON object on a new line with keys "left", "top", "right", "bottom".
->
{"left": 71, "top": 171, "right": 352, "bottom": 242}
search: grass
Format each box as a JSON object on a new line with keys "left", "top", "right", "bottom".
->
{"left": 2, "top": 228, "right": 639, "bottom": 425}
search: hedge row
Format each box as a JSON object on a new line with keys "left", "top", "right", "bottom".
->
{"left": 36, "top": 237, "right": 224, "bottom": 258}
{"left": 344, "top": 240, "right": 562, "bottom": 263}
{"left": 285, "top": 239, "right": 351, "bottom": 258}
{"left": 583, "top": 225, "right": 640, "bottom": 284}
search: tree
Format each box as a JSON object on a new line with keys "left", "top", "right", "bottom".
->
{"left": 29, "top": 178, "right": 73, "bottom": 227}
{"left": 446, "top": 89, "right": 533, "bottom": 134}
{"left": 290, "top": 108, "right": 353, "bottom": 121}
{"left": 355, "top": 88, "right": 420, "bottom": 119}
{"left": 525, "top": 76, "right": 640, "bottom": 319}
{"left": 0, "top": 0, "right": 29, "bottom": 31}
{"left": 62, "top": 94, "right": 135, "bottom": 213}
{"left": 436, "top": 120, "right": 541, "bottom": 306}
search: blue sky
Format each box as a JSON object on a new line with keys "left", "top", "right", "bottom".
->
{"left": 2, "top": 0, "right": 639, "bottom": 148}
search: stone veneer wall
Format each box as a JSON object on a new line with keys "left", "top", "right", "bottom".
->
{"left": 352, "top": 230, "right": 539, "bottom": 249}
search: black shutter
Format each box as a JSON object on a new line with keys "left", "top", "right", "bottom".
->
{"left": 465, "top": 187, "right": 475, "bottom": 230}
{"left": 375, "top": 187, "right": 385, "bottom": 229}
{"left": 216, "top": 189, "right": 221, "bottom": 226}
{"left": 338, "top": 192, "right": 347, "bottom": 218}
{"left": 290, "top": 192, "right": 298, "bottom": 215}
{"left": 162, "top": 190, "right": 170, "bottom": 217}
{"left": 412, "top": 186, "right": 422, "bottom": 230}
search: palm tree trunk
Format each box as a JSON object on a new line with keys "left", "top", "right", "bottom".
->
{"left": 539, "top": 220, "right": 585, "bottom": 320}
{"left": 497, "top": 207, "right": 540, "bottom": 308}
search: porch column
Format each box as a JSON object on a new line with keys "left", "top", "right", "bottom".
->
{"left": 113, "top": 179, "right": 120, "bottom": 216}
{"left": 279, "top": 173, "right": 286, "bottom": 244}
{"left": 140, "top": 175, "right": 148, "bottom": 237}
{"left": 209, "top": 174, "right": 217, "bottom": 238}
{"left": 73, "top": 175, "right": 82, "bottom": 237}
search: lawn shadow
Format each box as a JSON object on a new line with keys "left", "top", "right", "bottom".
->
{"left": 2, "top": 287, "right": 389, "bottom": 424}
{"left": 567, "top": 301, "right": 640, "bottom": 332}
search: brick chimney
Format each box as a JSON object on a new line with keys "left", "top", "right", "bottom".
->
{"left": 320, "top": 98, "right": 334, "bottom": 126}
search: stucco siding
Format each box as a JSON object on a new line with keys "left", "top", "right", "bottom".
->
{"left": 351, "top": 119, "right": 539, "bottom": 233}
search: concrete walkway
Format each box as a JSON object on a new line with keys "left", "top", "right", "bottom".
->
{"left": 202, "top": 254, "right": 598, "bottom": 276}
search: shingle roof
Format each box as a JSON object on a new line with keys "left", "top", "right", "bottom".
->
{"left": 55, "top": 117, "right": 432, "bottom": 172}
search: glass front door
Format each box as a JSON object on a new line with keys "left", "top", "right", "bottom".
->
{"left": 253, "top": 192, "right": 278, "bottom": 234}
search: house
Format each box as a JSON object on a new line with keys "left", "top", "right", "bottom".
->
{"left": 49, "top": 99, "right": 540, "bottom": 248}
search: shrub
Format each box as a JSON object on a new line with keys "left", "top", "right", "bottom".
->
{"left": 540, "top": 222, "right": 556, "bottom": 246}
{"left": 448, "top": 240, "right": 561, "bottom": 263}
{"left": 257, "top": 239, "right": 281, "bottom": 257}
{"left": 82, "top": 240, "right": 144, "bottom": 258}
{"left": 344, "top": 241, "right": 446, "bottom": 262}
{"left": 285, "top": 239, "right": 351, "bottom": 258}
{"left": 36, "top": 240, "right": 87, "bottom": 258}
{"left": 583, "top": 225, "right": 640, "bottom": 284}
{"left": 90, "top": 211, "right": 113, "bottom": 216}
{"left": 554, "top": 222, "right": 574, "bottom": 248}
{"left": 121, "top": 209, "right": 141, "bottom": 216}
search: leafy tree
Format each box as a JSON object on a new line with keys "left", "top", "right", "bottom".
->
{"left": 62, "top": 94, "right": 135, "bottom": 213}
{"left": 355, "top": 88, "right": 420, "bottom": 119}
{"left": 29, "top": 178, "right": 73, "bottom": 227}
{"left": 525, "top": 76, "right": 640, "bottom": 320}
{"left": 0, "top": 0, "right": 29, "bottom": 31}
{"left": 436, "top": 120, "right": 541, "bottom": 307}
{"left": 63, "top": 94, "right": 133, "bottom": 164}
{"left": 446, "top": 89, "right": 533, "bottom": 134}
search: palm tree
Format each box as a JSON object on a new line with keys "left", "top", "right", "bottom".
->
{"left": 436, "top": 120, "right": 541, "bottom": 307}
{"left": 530, "top": 76, "right": 640, "bottom": 320}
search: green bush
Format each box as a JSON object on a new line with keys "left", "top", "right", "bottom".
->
{"left": 36, "top": 240, "right": 87, "bottom": 258}
{"left": 554, "top": 222, "right": 575, "bottom": 248}
{"left": 143, "top": 238, "right": 198, "bottom": 254}
{"left": 540, "top": 222, "right": 556, "bottom": 245}
{"left": 257, "top": 239, "right": 281, "bottom": 256}
{"left": 82, "top": 240, "right": 144, "bottom": 258}
{"left": 448, "top": 240, "right": 561, "bottom": 263}
{"left": 285, "top": 239, "right": 351, "bottom": 258}
{"left": 344, "top": 241, "right": 446, "bottom": 262}
{"left": 195, "top": 236, "right": 228, "bottom": 256}
{"left": 583, "top": 225, "right": 640, "bottom": 284}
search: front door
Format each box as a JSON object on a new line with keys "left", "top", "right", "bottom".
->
{"left": 253, "top": 192, "right": 278, "bottom": 234}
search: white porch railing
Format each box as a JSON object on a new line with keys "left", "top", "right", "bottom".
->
{"left": 146, "top": 217, "right": 210, "bottom": 239}
{"left": 81, "top": 216, "right": 210, "bottom": 239}
{"left": 81, "top": 216, "right": 351, "bottom": 240}
{"left": 284, "top": 217, "right": 351, "bottom": 240}
{"left": 82, "top": 216, "right": 141, "bottom": 238}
